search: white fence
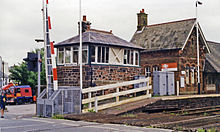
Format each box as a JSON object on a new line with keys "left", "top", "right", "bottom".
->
{"left": 82, "top": 77, "right": 152, "bottom": 113}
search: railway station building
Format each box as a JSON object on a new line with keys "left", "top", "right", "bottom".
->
{"left": 131, "top": 9, "right": 219, "bottom": 95}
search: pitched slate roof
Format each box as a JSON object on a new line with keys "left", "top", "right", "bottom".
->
{"left": 54, "top": 29, "right": 142, "bottom": 49}
{"left": 205, "top": 41, "right": 220, "bottom": 73}
{"left": 130, "top": 18, "right": 196, "bottom": 51}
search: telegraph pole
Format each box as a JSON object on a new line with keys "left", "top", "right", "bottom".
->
{"left": 79, "top": 0, "right": 83, "bottom": 113}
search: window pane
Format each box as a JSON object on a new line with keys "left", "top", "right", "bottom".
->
{"left": 124, "top": 50, "right": 127, "bottom": 64}
{"left": 186, "top": 65, "right": 190, "bottom": 84}
{"left": 82, "top": 50, "right": 87, "bottom": 63}
{"left": 127, "top": 50, "right": 130, "bottom": 64}
{"left": 58, "top": 48, "right": 64, "bottom": 64}
{"left": 106, "top": 47, "right": 109, "bottom": 63}
{"left": 65, "top": 47, "right": 71, "bottom": 63}
{"left": 73, "top": 46, "right": 78, "bottom": 50}
{"left": 130, "top": 51, "right": 133, "bottom": 65}
{"left": 91, "top": 46, "right": 95, "bottom": 62}
{"left": 191, "top": 68, "right": 195, "bottom": 84}
{"left": 82, "top": 45, "right": 87, "bottom": 50}
{"left": 153, "top": 66, "right": 159, "bottom": 71}
{"left": 98, "top": 47, "right": 101, "bottom": 63}
{"left": 72, "top": 46, "right": 78, "bottom": 63}
{"left": 82, "top": 45, "right": 88, "bottom": 63}
{"left": 135, "top": 52, "right": 139, "bottom": 65}
{"left": 146, "top": 67, "right": 151, "bottom": 77}
{"left": 73, "top": 51, "right": 78, "bottom": 63}
{"left": 101, "top": 47, "right": 105, "bottom": 63}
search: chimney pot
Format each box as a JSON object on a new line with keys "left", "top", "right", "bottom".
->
{"left": 140, "top": 9, "right": 145, "bottom": 13}
{"left": 110, "top": 30, "right": 112, "bottom": 33}
{"left": 83, "top": 15, "right": 87, "bottom": 21}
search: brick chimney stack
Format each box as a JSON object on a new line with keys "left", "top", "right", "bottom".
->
{"left": 78, "top": 15, "right": 91, "bottom": 33}
{"left": 137, "top": 9, "right": 148, "bottom": 31}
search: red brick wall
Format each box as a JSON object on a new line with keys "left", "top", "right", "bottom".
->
{"left": 57, "top": 65, "right": 142, "bottom": 88}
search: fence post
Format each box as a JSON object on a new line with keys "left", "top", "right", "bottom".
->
{"left": 88, "top": 92, "right": 92, "bottom": 109}
{"left": 146, "top": 80, "right": 149, "bottom": 95}
{"left": 116, "top": 87, "right": 119, "bottom": 102}
{"left": 95, "top": 96, "right": 98, "bottom": 112}
{"left": 177, "top": 81, "right": 180, "bottom": 96}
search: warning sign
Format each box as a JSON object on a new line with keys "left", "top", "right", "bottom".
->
{"left": 161, "top": 63, "right": 177, "bottom": 71}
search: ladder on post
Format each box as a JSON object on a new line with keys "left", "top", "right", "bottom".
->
{"left": 43, "top": 0, "right": 58, "bottom": 98}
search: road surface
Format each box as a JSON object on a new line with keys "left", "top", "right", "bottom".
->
{"left": 0, "top": 104, "right": 172, "bottom": 132}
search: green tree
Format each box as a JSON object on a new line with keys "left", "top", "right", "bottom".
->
{"left": 9, "top": 48, "right": 46, "bottom": 93}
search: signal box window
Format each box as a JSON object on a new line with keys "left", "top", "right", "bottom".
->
{"left": 58, "top": 48, "right": 64, "bottom": 64}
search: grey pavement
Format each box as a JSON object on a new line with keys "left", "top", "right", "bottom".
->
{"left": 0, "top": 104, "right": 173, "bottom": 132}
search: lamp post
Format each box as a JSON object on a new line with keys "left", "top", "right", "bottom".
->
{"left": 34, "top": 39, "right": 44, "bottom": 97}
{"left": 196, "top": 0, "right": 202, "bottom": 94}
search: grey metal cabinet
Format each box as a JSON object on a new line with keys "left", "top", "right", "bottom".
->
{"left": 153, "top": 71, "right": 175, "bottom": 96}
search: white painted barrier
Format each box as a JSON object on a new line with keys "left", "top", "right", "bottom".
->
{"left": 82, "top": 77, "right": 152, "bottom": 113}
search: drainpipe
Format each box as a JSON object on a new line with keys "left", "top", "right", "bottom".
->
{"left": 2, "top": 61, "right": 4, "bottom": 86}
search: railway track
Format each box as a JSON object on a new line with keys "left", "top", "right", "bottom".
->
{"left": 167, "top": 105, "right": 220, "bottom": 116}
{"left": 151, "top": 106, "right": 220, "bottom": 131}
{"left": 65, "top": 105, "right": 220, "bottom": 131}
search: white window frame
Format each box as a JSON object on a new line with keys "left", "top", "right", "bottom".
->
{"left": 123, "top": 49, "right": 139, "bottom": 66}
{"left": 57, "top": 45, "right": 88, "bottom": 65}
{"left": 64, "top": 47, "right": 72, "bottom": 64}
{"left": 57, "top": 47, "right": 64, "bottom": 65}
{"left": 153, "top": 65, "right": 159, "bottom": 72}
{"left": 91, "top": 46, "right": 109, "bottom": 64}
{"left": 72, "top": 45, "right": 79, "bottom": 65}
{"left": 145, "top": 66, "right": 151, "bottom": 77}
{"left": 82, "top": 45, "right": 88, "bottom": 64}
{"left": 186, "top": 65, "right": 190, "bottom": 84}
{"left": 134, "top": 51, "right": 139, "bottom": 66}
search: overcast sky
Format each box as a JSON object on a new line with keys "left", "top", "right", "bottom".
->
{"left": 0, "top": 0, "right": 219, "bottom": 66}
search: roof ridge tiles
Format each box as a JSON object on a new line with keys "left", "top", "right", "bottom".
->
{"left": 207, "top": 41, "right": 220, "bottom": 45}
{"left": 146, "top": 18, "right": 196, "bottom": 28}
{"left": 89, "top": 29, "right": 112, "bottom": 35}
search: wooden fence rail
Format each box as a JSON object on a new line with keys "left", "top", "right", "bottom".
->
{"left": 82, "top": 77, "right": 152, "bottom": 113}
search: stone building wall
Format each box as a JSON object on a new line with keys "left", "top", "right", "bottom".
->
{"left": 57, "top": 65, "right": 142, "bottom": 88}
{"left": 140, "top": 29, "right": 208, "bottom": 94}
{"left": 178, "top": 30, "right": 207, "bottom": 94}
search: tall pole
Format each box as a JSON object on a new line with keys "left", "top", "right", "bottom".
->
{"left": 196, "top": 1, "right": 201, "bottom": 94}
{"left": 38, "top": 50, "right": 41, "bottom": 97}
{"left": 42, "top": 0, "right": 49, "bottom": 98}
{"left": 79, "top": 0, "right": 83, "bottom": 90}
{"left": 79, "top": 0, "right": 83, "bottom": 113}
